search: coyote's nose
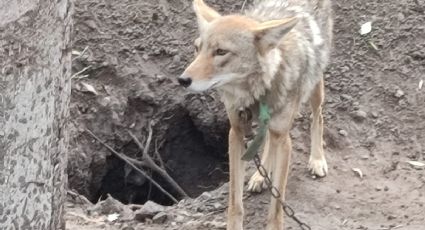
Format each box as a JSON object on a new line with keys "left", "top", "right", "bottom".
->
{"left": 178, "top": 76, "right": 192, "bottom": 88}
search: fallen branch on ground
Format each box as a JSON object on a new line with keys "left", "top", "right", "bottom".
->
{"left": 85, "top": 128, "right": 179, "bottom": 204}
{"left": 128, "top": 121, "right": 188, "bottom": 198}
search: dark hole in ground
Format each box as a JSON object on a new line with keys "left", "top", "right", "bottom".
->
{"left": 95, "top": 111, "right": 229, "bottom": 206}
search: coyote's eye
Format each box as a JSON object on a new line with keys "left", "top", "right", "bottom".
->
{"left": 194, "top": 45, "right": 199, "bottom": 53}
{"left": 214, "top": 49, "right": 229, "bottom": 56}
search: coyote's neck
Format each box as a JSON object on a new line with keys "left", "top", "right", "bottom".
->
{"left": 218, "top": 48, "right": 282, "bottom": 111}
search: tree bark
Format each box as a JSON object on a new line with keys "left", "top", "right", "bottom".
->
{"left": 0, "top": 0, "right": 73, "bottom": 229}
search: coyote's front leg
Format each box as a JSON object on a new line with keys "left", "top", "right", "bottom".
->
{"left": 226, "top": 112, "right": 247, "bottom": 230}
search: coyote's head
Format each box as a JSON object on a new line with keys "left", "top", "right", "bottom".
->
{"left": 178, "top": 0, "right": 297, "bottom": 92}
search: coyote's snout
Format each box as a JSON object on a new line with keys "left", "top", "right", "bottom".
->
{"left": 179, "top": 0, "right": 333, "bottom": 229}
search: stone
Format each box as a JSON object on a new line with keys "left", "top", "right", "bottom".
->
{"left": 134, "top": 201, "right": 166, "bottom": 222}
{"left": 352, "top": 110, "right": 367, "bottom": 122}
{"left": 339, "top": 129, "right": 348, "bottom": 137}
{"left": 152, "top": 212, "right": 168, "bottom": 224}
{"left": 395, "top": 89, "right": 404, "bottom": 98}
{"left": 174, "top": 215, "right": 185, "bottom": 222}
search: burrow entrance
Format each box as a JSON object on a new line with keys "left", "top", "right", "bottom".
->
{"left": 93, "top": 110, "right": 229, "bottom": 206}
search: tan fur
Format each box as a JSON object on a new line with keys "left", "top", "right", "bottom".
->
{"left": 179, "top": 0, "right": 333, "bottom": 229}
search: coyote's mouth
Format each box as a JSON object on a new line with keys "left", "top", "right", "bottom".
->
{"left": 188, "top": 73, "right": 240, "bottom": 92}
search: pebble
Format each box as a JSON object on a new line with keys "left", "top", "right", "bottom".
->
{"left": 152, "top": 212, "right": 168, "bottom": 224}
{"left": 352, "top": 110, "right": 367, "bottom": 122}
{"left": 134, "top": 201, "right": 166, "bottom": 221}
{"left": 339, "top": 129, "right": 348, "bottom": 137}
{"left": 395, "top": 89, "right": 404, "bottom": 98}
{"left": 198, "top": 192, "right": 212, "bottom": 201}
{"left": 341, "top": 94, "right": 353, "bottom": 101}
{"left": 174, "top": 215, "right": 185, "bottom": 222}
{"left": 360, "top": 155, "right": 369, "bottom": 160}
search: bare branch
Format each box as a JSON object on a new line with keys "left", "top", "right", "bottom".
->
{"left": 85, "top": 129, "right": 179, "bottom": 204}
{"left": 154, "top": 138, "right": 166, "bottom": 170}
{"left": 128, "top": 128, "right": 189, "bottom": 198}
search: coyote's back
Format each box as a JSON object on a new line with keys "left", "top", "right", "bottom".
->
{"left": 246, "top": 0, "right": 333, "bottom": 103}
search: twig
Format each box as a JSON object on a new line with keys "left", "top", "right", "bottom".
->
{"left": 85, "top": 129, "right": 179, "bottom": 203}
{"left": 67, "top": 190, "right": 93, "bottom": 205}
{"left": 72, "top": 46, "right": 89, "bottom": 61}
{"left": 241, "top": 0, "right": 248, "bottom": 11}
{"left": 71, "top": 65, "right": 92, "bottom": 79}
{"left": 154, "top": 138, "right": 166, "bottom": 170}
{"left": 128, "top": 125, "right": 189, "bottom": 198}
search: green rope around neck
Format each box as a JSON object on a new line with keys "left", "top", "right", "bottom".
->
{"left": 241, "top": 97, "right": 270, "bottom": 161}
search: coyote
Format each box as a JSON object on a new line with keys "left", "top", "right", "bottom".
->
{"left": 178, "top": 0, "right": 332, "bottom": 229}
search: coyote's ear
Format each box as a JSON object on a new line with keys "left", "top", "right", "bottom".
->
{"left": 254, "top": 17, "right": 298, "bottom": 51}
{"left": 193, "top": 0, "right": 221, "bottom": 32}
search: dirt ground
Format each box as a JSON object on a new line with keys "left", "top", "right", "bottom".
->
{"left": 66, "top": 0, "right": 425, "bottom": 229}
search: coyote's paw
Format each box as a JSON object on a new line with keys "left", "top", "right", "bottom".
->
{"left": 247, "top": 171, "right": 268, "bottom": 193}
{"left": 308, "top": 156, "right": 328, "bottom": 177}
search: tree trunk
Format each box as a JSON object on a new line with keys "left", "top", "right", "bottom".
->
{"left": 0, "top": 0, "right": 73, "bottom": 229}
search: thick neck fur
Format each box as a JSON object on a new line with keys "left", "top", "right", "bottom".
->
{"left": 218, "top": 48, "right": 282, "bottom": 111}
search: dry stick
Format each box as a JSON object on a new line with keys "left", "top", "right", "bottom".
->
{"left": 241, "top": 0, "right": 248, "bottom": 11}
{"left": 67, "top": 190, "right": 93, "bottom": 205}
{"left": 154, "top": 138, "right": 166, "bottom": 170}
{"left": 85, "top": 129, "right": 179, "bottom": 204}
{"left": 128, "top": 128, "right": 189, "bottom": 198}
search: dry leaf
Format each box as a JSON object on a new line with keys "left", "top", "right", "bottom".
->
{"left": 360, "top": 21, "right": 372, "bottom": 35}
{"left": 406, "top": 161, "right": 425, "bottom": 168}
{"left": 352, "top": 168, "right": 363, "bottom": 178}
{"left": 107, "top": 213, "right": 119, "bottom": 222}
{"left": 80, "top": 82, "right": 98, "bottom": 95}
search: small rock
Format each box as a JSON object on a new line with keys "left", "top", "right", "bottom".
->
{"left": 134, "top": 201, "right": 166, "bottom": 222}
{"left": 339, "top": 129, "right": 348, "bottom": 137}
{"left": 152, "top": 212, "right": 168, "bottom": 224}
{"left": 198, "top": 192, "right": 212, "bottom": 201}
{"left": 371, "top": 111, "right": 379, "bottom": 118}
{"left": 387, "top": 215, "right": 396, "bottom": 220}
{"left": 88, "top": 194, "right": 124, "bottom": 215}
{"left": 360, "top": 155, "right": 369, "bottom": 160}
{"left": 375, "top": 186, "right": 383, "bottom": 191}
{"left": 340, "top": 94, "right": 353, "bottom": 101}
{"left": 212, "top": 202, "right": 223, "bottom": 209}
{"left": 352, "top": 110, "right": 367, "bottom": 122}
{"left": 175, "top": 215, "right": 185, "bottom": 222}
{"left": 395, "top": 89, "right": 404, "bottom": 98}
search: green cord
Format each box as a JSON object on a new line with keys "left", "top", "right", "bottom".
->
{"left": 241, "top": 98, "right": 270, "bottom": 161}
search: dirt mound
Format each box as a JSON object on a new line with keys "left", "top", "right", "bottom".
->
{"left": 68, "top": 0, "right": 230, "bottom": 206}
{"left": 67, "top": 0, "right": 425, "bottom": 229}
